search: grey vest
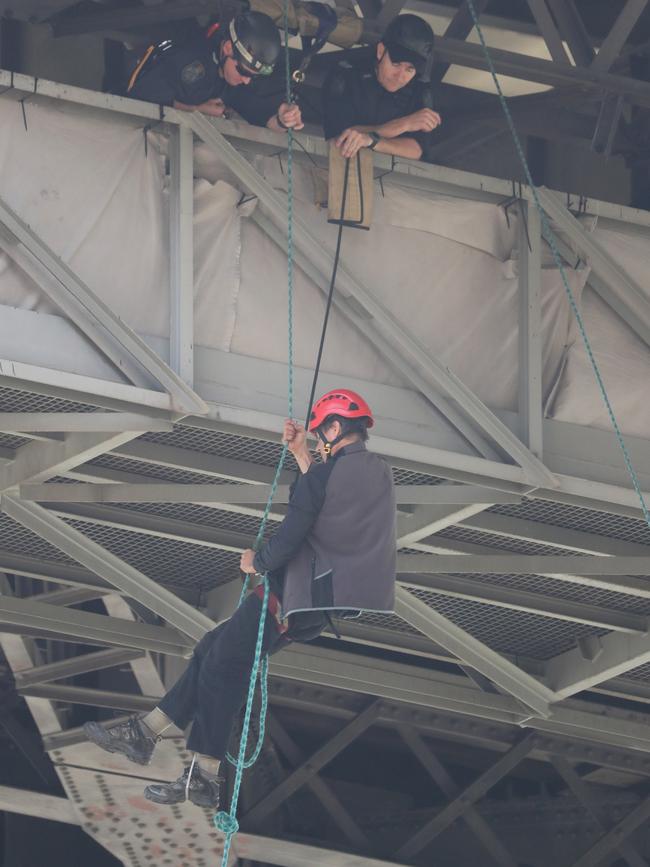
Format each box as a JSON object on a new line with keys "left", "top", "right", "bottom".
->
{"left": 281, "top": 442, "right": 396, "bottom": 617}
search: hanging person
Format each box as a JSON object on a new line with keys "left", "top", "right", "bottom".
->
{"left": 125, "top": 11, "right": 303, "bottom": 133}
{"left": 322, "top": 14, "right": 441, "bottom": 160}
{"left": 83, "top": 389, "right": 396, "bottom": 809}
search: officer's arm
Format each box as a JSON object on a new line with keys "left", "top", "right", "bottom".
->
{"left": 253, "top": 466, "right": 328, "bottom": 573}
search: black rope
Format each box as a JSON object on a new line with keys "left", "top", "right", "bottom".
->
{"left": 304, "top": 156, "right": 351, "bottom": 426}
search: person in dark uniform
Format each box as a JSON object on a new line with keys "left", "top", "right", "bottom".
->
{"left": 127, "top": 11, "right": 303, "bottom": 133}
{"left": 82, "top": 389, "right": 396, "bottom": 810}
{"left": 322, "top": 14, "right": 440, "bottom": 160}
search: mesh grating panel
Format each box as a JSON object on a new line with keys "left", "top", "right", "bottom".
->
{"left": 63, "top": 518, "right": 238, "bottom": 593}
{"left": 88, "top": 454, "right": 229, "bottom": 484}
{"left": 0, "top": 385, "right": 100, "bottom": 413}
{"left": 354, "top": 611, "right": 421, "bottom": 636}
{"left": 408, "top": 588, "right": 607, "bottom": 660}
{"left": 114, "top": 501, "right": 279, "bottom": 536}
{"left": 438, "top": 525, "right": 582, "bottom": 557}
{"left": 0, "top": 512, "right": 77, "bottom": 564}
{"left": 620, "top": 662, "right": 650, "bottom": 682}
{"left": 491, "top": 498, "right": 650, "bottom": 547}
{"left": 0, "top": 433, "right": 29, "bottom": 450}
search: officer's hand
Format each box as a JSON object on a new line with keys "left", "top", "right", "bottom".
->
{"left": 336, "top": 127, "right": 372, "bottom": 158}
{"left": 278, "top": 102, "right": 304, "bottom": 130}
{"left": 240, "top": 549, "right": 257, "bottom": 574}
{"left": 198, "top": 98, "right": 226, "bottom": 118}
{"left": 403, "top": 108, "right": 441, "bottom": 133}
{"left": 283, "top": 419, "right": 308, "bottom": 456}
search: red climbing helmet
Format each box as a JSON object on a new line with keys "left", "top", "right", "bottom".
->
{"left": 308, "top": 388, "right": 374, "bottom": 432}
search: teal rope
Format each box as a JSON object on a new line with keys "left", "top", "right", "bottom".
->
{"left": 213, "top": 3, "right": 296, "bottom": 861}
{"left": 465, "top": 0, "right": 650, "bottom": 527}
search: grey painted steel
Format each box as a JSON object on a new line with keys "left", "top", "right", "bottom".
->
{"left": 0, "top": 195, "right": 207, "bottom": 414}
{"left": 518, "top": 201, "right": 543, "bottom": 458}
{"left": 538, "top": 187, "right": 650, "bottom": 349}
{"left": 397, "top": 503, "right": 493, "bottom": 546}
{"left": 591, "top": 92, "right": 625, "bottom": 158}
{"left": 546, "top": 629, "right": 650, "bottom": 700}
{"left": 18, "top": 683, "right": 159, "bottom": 712}
{"left": 399, "top": 726, "right": 518, "bottom": 867}
{"left": 0, "top": 413, "right": 173, "bottom": 432}
{"left": 0, "top": 432, "right": 139, "bottom": 492}
{"left": 0, "top": 595, "right": 192, "bottom": 656}
{"left": 395, "top": 733, "right": 536, "bottom": 860}
{"left": 400, "top": 572, "right": 649, "bottom": 633}
{"left": 1, "top": 495, "right": 215, "bottom": 641}
{"left": 28, "top": 587, "right": 110, "bottom": 606}
{"left": 0, "top": 550, "right": 113, "bottom": 592}
{"left": 571, "top": 793, "right": 650, "bottom": 867}
{"left": 0, "top": 785, "right": 79, "bottom": 825}
{"left": 551, "top": 756, "right": 648, "bottom": 867}
{"left": 243, "top": 701, "right": 383, "bottom": 826}
{"left": 590, "top": 0, "right": 648, "bottom": 72}
{"left": 189, "top": 112, "right": 556, "bottom": 486}
{"left": 19, "top": 481, "right": 521, "bottom": 506}
{"left": 397, "top": 553, "right": 650, "bottom": 576}
{"left": 525, "top": 0, "right": 571, "bottom": 64}
{"left": 394, "top": 586, "right": 555, "bottom": 717}
{"left": 542, "top": 0, "right": 594, "bottom": 66}
{"left": 15, "top": 648, "right": 145, "bottom": 688}
{"left": 267, "top": 713, "right": 371, "bottom": 851}
{"left": 169, "top": 124, "right": 195, "bottom": 387}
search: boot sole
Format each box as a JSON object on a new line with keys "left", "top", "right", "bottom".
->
{"left": 143, "top": 786, "right": 186, "bottom": 806}
{"left": 83, "top": 721, "right": 151, "bottom": 766}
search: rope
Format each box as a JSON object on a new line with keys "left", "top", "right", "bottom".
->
{"left": 213, "top": 3, "right": 296, "bottom": 862}
{"left": 465, "top": 0, "right": 650, "bottom": 527}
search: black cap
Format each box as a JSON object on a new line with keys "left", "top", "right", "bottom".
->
{"left": 381, "top": 14, "right": 434, "bottom": 78}
{"left": 229, "top": 11, "right": 281, "bottom": 75}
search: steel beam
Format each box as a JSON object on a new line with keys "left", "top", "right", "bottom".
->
{"left": 395, "top": 733, "right": 536, "bottom": 860}
{"left": 399, "top": 726, "right": 518, "bottom": 867}
{"left": 243, "top": 701, "right": 383, "bottom": 827}
{"left": 538, "top": 187, "right": 650, "bottom": 350}
{"left": 189, "top": 113, "right": 555, "bottom": 487}
{"left": 551, "top": 756, "right": 647, "bottom": 867}
{"left": 0, "top": 413, "right": 173, "bottom": 433}
{"left": 0, "top": 784, "right": 79, "bottom": 825}
{"left": 51, "top": 0, "right": 227, "bottom": 36}
{"left": 591, "top": 92, "right": 625, "bottom": 157}
{"left": 545, "top": 0, "right": 594, "bottom": 66}
{"left": 571, "top": 793, "right": 650, "bottom": 867}
{"left": 267, "top": 713, "right": 371, "bottom": 851}
{"left": 0, "top": 551, "right": 112, "bottom": 592}
{"left": 525, "top": 0, "right": 571, "bottom": 65}
{"left": 518, "top": 201, "right": 543, "bottom": 458}
{"left": 14, "top": 648, "right": 144, "bottom": 688}
{"left": 394, "top": 586, "right": 555, "bottom": 717}
{"left": 28, "top": 587, "right": 110, "bottom": 607}
{"left": 0, "top": 195, "right": 207, "bottom": 415}
{"left": 19, "top": 481, "right": 521, "bottom": 506}
{"left": 169, "top": 124, "right": 195, "bottom": 387}
{"left": 1, "top": 495, "right": 215, "bottom": 642}
{"left": 0, "top": 595, "right": 192, "bottom": 656}
{"left": 397, "top": 553, "right": 650, "bottom": 576}
{"left": 0, "top": 432, "right": 140, "bottom": 492}
{"left": 17, "top": 682, "right": 158, "bottom": 712}
{"left": 591, "top": 0, "right": 648, "bottom": 72}
{"left": 401, "top": 572, "right": 648, "bottom": 634}
{"left": 431, "top": 0, "right": 491, "bottom": 81}
{"left": 397, "top": 504, "right": 492, "bottom": 546}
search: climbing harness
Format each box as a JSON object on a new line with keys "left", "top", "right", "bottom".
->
{"left": 464, "top": 0, "right": 650, "bottom": 527}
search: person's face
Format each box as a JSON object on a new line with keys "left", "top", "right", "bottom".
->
{"left": 221, "top": 40, "right": 257, "bottom": 86}
{"left": 376, "top": 43, "right": 417, "bottom": 92}
{"left": 315, "top": 420, "right": 342, "bottom": 462}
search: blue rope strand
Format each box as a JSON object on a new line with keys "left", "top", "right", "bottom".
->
{"left": 465, "top": 0, "right": 650, "bottom": 527}
{"left": 214, "top": 3, "right": 296, "bottom": 861}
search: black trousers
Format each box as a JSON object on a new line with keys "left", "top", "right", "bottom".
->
{"left": 158, "top": 593, "right": 288, "bottom": 759}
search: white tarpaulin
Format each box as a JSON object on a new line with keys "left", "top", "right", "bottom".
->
{"left": 0, "top": 97, "right": 648, "bottom": 438}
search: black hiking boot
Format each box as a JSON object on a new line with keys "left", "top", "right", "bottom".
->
{"left": 83, "top": 716, "right": 157, "bottom": 766}
{"left": 144, "top": 765, "right": 221, "bottom": 808}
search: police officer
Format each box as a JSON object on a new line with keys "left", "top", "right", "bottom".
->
{"left": 322, "top": 14, "right": 441, "bottom": 160}
{"left": 127, "top": 11, "right": 303, "bottom": 133}
{"left": 83, "top": 389, "right": 396, "bottom": 810}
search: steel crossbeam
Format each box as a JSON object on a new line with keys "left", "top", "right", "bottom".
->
{"left": 518, "top": 201, "right": 543, "bottom": 458}
{"left": 0, "top": 196, "right": 207, "bottom": 415}
{"left": 394, "top": 586, "right": 555, "bottom": 717}
{"left": 399, "top": 726, "right": 518, "bottom": 867}
{"left": 189, "top": 112, "right": 556, "bottom": 487}
{"left": 243, "top": 701, "right": 383, "bottom": 827}
{"left": 0, "top": 413, "right": 173, "bottom": 433}
{"left": 14, "top": 648, "right": 144, "bottom": 688}
{"left": 551, "top": 757, "right": 648, "bottom": 867}
{"left": 397, "top": 553, "right": 650, "bottom": 576}
{"left": 395, "top": 733, "right": 537, "bottom": 860}
{"left": 590, "top": 0, "right": 648, "bottom": 73}
{"left": 1, "top": 495, "right": 215, "bottom": 642}
{"left": 571, "top": 793, "right": 650, "bottom": 867}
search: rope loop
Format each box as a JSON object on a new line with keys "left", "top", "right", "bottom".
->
{"left": 213, "top": 812, "right": 239, "bottom": 836}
